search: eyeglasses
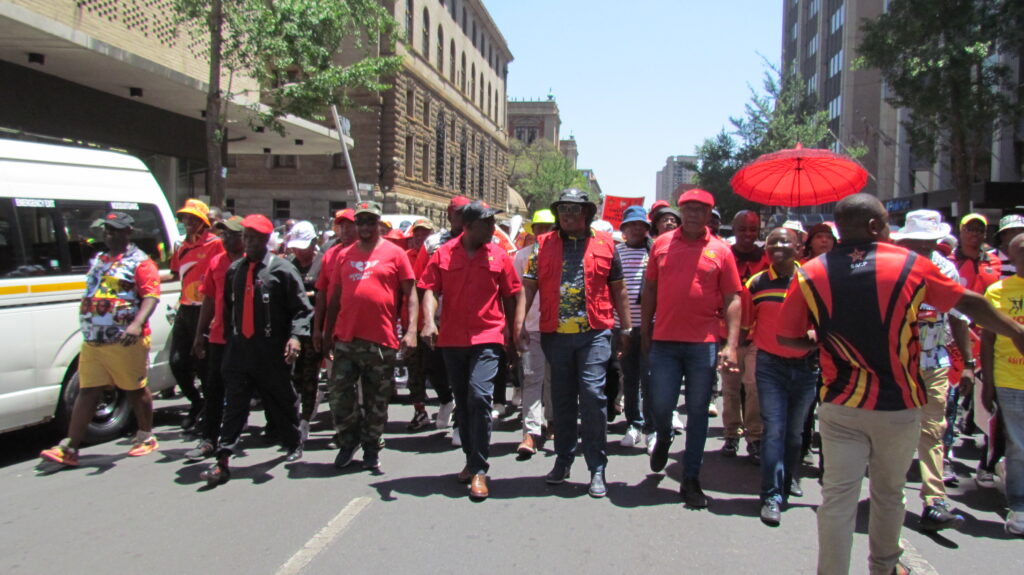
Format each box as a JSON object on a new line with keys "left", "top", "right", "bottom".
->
{"left": 355, "top": 218, "right": 379, "bottom": 227}
{"left": 556, "top": 204, "right": 583, "bottom": 215}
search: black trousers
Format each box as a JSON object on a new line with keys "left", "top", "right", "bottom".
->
{"left": 219, "top": 337, "right": 300, "bottom": 455}
{"left": 169, "top": 304, "right": 205, "bottom": 406}
{"left": 427, "top": 345, "right": 454, "bottom": 404}
{"left": 202, "top": 343, "right": 226, "bottom": 444}
{"left": 443, "top": 344, "right": 503, "bottom": 474}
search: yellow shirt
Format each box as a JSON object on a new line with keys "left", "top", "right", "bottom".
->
{"left": 984, "top": 275, "right": 1024, "bottom": 390}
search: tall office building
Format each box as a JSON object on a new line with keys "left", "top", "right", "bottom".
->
{"left": 655, "top": 155, "right": 697, "bottom": 203}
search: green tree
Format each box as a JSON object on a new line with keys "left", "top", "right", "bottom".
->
{"left": 174, "top": 0, "right": 402, "bottom": 207}
{"left": 688, "top": 130, "right": 754, "bottom": 222}
{"left": 856, "top": 0, "right": 1024, "bottom": 213}
{"left": 509, "top": 139, "right": 589, "bottom": 213}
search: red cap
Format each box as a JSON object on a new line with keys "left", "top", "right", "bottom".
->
{"left": 241, "top": 214, "right": 274, "bottom": 234}
{"left": 448, "top": 195, "right": 471, "bottom": 211}
{"left": 677, "top": 188, "right": 715, "bottom": 208}
{"left": 334, "top": 208, "right": 355, "bottom": 223}
{"left": 648, "top": 200, "right": 670, "bottom": 218}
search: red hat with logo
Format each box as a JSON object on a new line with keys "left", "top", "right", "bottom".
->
{"left": 333, "top": 208, "right": 355, "bottom": 223}
{"left": 241, "top": 214, "right": 274, "bottom": 234}
{"left": 448, "top": 195, "right": 472, "bottom": 212}
{"left": 677, "top": 188, "right": 715, "bottom": 208}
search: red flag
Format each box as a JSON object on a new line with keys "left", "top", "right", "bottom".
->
{"left": 601, "top": 196, "right": 645, "bottom": 229}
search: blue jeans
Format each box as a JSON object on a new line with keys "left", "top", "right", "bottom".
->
{"left": 615, "top": 328, "right": 651, "bottom": 432}
{"left": 443, "top": 345, "right": 502, "bottom": 475}
{"left": 541, "top": 329, "right": 612, "bottom": 472}
{"left": 996, "top": 386, "right": 1024, "bottom": 512}
{"left": 648, "top": 340, "right": 718, "bottom": 479}
{"left": 756, "top": 350, "right": 819, "bottom": 503}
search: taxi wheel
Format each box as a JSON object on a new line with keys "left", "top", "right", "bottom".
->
{"left": 59, "top": 369, "right": 134, "bottom": 444}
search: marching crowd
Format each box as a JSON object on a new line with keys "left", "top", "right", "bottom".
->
{"left": 38, "top": 188, "right": 1024, "bottom": 575}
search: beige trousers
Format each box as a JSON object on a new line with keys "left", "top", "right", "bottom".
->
{"left": 917, "top": 367, "right": 950, "bottom": 502}
{"left": 721, "top": 343, "right": 762, "bottom": 441}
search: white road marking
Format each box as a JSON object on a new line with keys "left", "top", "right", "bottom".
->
{"left": 275, "top": 496, "right": 372, "bottom": 575}
{"left": 900, "top": 537, "right": 940, "bottom": 575}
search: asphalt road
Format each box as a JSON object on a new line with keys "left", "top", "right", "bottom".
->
{"left": 1, "top": 394, "right": 1021, "bottom": 575}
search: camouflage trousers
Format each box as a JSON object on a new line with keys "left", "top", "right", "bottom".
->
{"left": 290, "top": 335, "right": 321, "bottom": 421}
{"left": 328, "top": 339, "right": 398, "bottom": 450}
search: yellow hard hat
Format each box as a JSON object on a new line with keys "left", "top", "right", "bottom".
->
{"left": 525, "top": 209, "right": 556, "bottom": 234}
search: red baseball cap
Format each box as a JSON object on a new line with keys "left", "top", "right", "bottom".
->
{"left": 648, "top": 200, "right": 670, "bottom": 218}
{"left": 334, "top": 208, "right": 355, "bottom": 223}
{"left": 241, "top": 214, "right": 274, "bottom": 234}
{"left": 677, "top": 188, "right": 715, "bottom": 208}
{"left": 448, "top": 195, "right": 471, "bottom": 212}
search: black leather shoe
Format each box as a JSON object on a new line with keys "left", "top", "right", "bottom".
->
{"left": 650, "top": 435, "right": 671, "bottom": 472}
{"left": 362, "top": 447, "right": 381, "bottom": 471}
{"left": 200, "top": 457, "right": 230, "bottom": 486}
{"left": 285, "top": 446, "right": 303, "bottom": 462}
{"left": 545, "top": 461, "right": 571, "bottom": 484}
{"left": 680, "top": 477, "right": 708, "bottom": 509}
{"left": 588, "top": 470, "right": 607, "bottom": 498}
{"left": 787, "top": 478, "right": 804, "bottom": 498}
{"left": 334, "top": 445, "right": 358, "bottom": 469}
{"left": 760, "top": 499, "right": 781, "bottom": 526}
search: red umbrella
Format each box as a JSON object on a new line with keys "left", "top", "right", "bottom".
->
{"left": 730, "top": 143, "right": 868, "bottom": 207}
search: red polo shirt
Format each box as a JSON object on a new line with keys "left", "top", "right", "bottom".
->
{"left": 199, "top": 251, "right": 232, "bottom": 345}
{"left": 418, "top": 236, "right": 521, "bottom": 347}
{"left": 332, "top": 240, "right": 415, "bottom": 349}
{"left": 170, "top": 230, "right": 224, "bottom": 306}
{"left": 646, "top": 228, "right": 742, "bottom": 343}
{"left": 315, "top": 241, "right": 352, "bottom": 295}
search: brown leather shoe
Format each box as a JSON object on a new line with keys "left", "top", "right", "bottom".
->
{"left": 517, "top": 433, "right": 537, "bottom": 457}
{"left": 469, "top": 473, "right": 489, "bottom": 500}
{"left": 457, "top": 465, "right": 472, "bottom": 484}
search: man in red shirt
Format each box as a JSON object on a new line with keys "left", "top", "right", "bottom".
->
{"left": 722, "top": 210, "right": 769, "bottom": 460}
{"left": 955, "top": 213, "right": 1001, "bottom": 293}
{"left": 745, "top": 226, "right": 817, "bottom": 526}
{"left": 40, "top": 213, "right": 161, "bottom": 466}
{"left": 312, "top": 208, "right": 356, "bottom": 356}
{"left": 420, "top": 201, "right": 524, "bottom": 500}
{"left": 169, "top": 198, "right": 224, "bottom": 430}
{"left": 186, "top": 216, "right": 245, "bottom": 461}
{"left": 324, "top": 202, "right": 418, "bottom": 471}
{"left": 641, "top": 188, "right": 742, "bottom": 509}
{"left": 776, "top": 194, "right": 1024, "bottom": 575}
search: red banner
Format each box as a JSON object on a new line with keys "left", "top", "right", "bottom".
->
{"left": 601, "top": 196, "right": 645, "bottom": 228}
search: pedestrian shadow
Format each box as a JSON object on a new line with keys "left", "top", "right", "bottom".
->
{"left": 905, "top": 505, "right": 1019, "bottom": 541}
{"left": 605, "top": 473, "right": 681, "bottom": 508}
{"left": 381, "top": 433, "right": 457, "bottom": 454}
{"left": 285, "top": 461, "right": 350, "bottom": 479}
{"left": 368, "top": 474, "right": 589, "bottom": 502}
{"left": 174, "top": 454, "right": 286, "bottom": 490}
{"left": 947, "top": 483, "right": 1008, "bottom": 515}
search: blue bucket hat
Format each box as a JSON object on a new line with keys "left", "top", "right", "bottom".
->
{"left": 619, "top": 205, "right": 650, "bottom": 230}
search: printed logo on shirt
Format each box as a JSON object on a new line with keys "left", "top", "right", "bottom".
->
{"left": 703, "top": 249, "right": 718, "bottom": 259}
{"left": 1011, "top": 296, "right": 1024, "bottom": 314}
{"left": 348, "top": 259, "right": 379, "bottom": 281}
{"left": 849, "top": 248, "right": 868, "bottom": 269}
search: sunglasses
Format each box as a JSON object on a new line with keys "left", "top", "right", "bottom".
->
{"left": 355, "top": 218, "right": 379, "bottom": 227}
{"left": 556, "top": 204, "right": 583, "bottom": 215}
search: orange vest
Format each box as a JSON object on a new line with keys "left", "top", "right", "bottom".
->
{"left": 536, "top": 230, "right": 616, "bottom": 333}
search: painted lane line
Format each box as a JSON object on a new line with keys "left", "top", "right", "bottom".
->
{"left": 275, "top": 496, "right": 372, "bottom": 575}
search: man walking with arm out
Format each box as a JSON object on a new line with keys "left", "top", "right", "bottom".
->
{"left": 420, "top": 201, "right": 524, "bottom": 500}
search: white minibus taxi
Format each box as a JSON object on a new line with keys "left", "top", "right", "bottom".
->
{"left": 0, "top": 139, "right": 181, "bottom": 442}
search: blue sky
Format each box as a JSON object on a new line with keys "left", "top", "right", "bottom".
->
{"left": 487, "top": 1, "right": 783, "bottom": 204}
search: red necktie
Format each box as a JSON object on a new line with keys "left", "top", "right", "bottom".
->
{"left": 242, "top": 262, "right": 255, "bottom": 338}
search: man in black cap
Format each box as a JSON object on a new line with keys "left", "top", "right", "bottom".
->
{"left": 40, "top": 213, "right": 162, "bottom": 466}
{"left": 521, "top": 188, "right": 632, "bottom": 498}
{"left": 199, "top": 214, "right": 312, "bottom": 485}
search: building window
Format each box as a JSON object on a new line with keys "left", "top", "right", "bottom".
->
{"left": 436, "top": 111, "right": 447, "bottom": 187}
{"left": 460, "top": 52, "right": 466, "bottom": 92}
{"left": 225, "top": 198, "right": 235, "bottom": 213}
{"left": 807, "top": 72, "right": 817, "bottom": 96}
{"left": 470, "top": 63, "right": 476, "bottom": 103}
{"left": 421, "top": 142, "right": 430, "bottom": 182}
{"left": 828, "top": 95, "right": 842, "bottom": 120}
{"left": 273, "top": 199, "right": 290, "bottom": 221}
{"left": 406, "top": 87, "right": 415, "bottom": 118}
{"left": 449, "top": 40, "right": 456, "bottom": 83}
{"left": 486, "top": 83, "right": 492, "bottom": 118}
{"left": 437, "top": 25, "right": 444, "bottom": 73}
{"left": 332, "top": 153, "right": 347, "bottom": 169}
{"left": 479, "top": 73, "right": 484, "bottom": 109}
{"left": 273, "top": 155, "right": 297, "bottom": 168}
{"left": 329, "top": 201, "right": 348, "bottom": 215}
{"left": 423, "top": 98, "right": 431, "bottom": 124}
{"left": 405, "top": 136, "right": 415, "bottom": 178}
{"left": 806, "top": 33, "right": 817, "bottom": 57}
{"left": 461, "top": 7, "right": 467, "bottom": 31}
{"left": 808, "top": 0, "right": 819, "bottom": 18}
{"left": 406, "top": 0, "right": 413, "bottom": 45}
{"left": 422, "top": 8, "right": 430, "bottom": 58}
{"left": 830, "top": 6, "right": 845, "bottom": 34}
{"left": 829, "top": 49, "right": 844, "bottom": 77}
{"left": 459, "top": 130, "right": 468, "bottom": 192}
{"left": 790, "top": 21, "right": 798, "bottom": 42}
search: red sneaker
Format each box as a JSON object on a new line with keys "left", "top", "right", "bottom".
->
{"left": 40, "top": 445, "right": 79, "bottom": 466}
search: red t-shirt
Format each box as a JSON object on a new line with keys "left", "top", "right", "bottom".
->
{"left": 315, "top": 241, "right": 351, "bottom": 296}
{"left": 418, "top": 237, "right": 521, "bottom": 347}
{"left": 170, "top": 230, "right": 224, "bottom": 306}
{"left": 746, "top": 264, "right": 806, "bottom": 358}
{"left": 332, "top": 239, "right": 415, "bottom": 349}
{"left": 953, "top": 249, "right": 1000, "bottom": 294}
{"left": 777, "top": 242, "right": 965, "bottom": 410}
{"left": 646, "top": 228, "right": 742, "bottom": 343}
{"left": 199, "top": 252, "right": 232, "bottom": 345}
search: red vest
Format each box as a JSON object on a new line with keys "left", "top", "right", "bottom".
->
{"left": 536, "top": 230, "right": 616, "bottom": 333}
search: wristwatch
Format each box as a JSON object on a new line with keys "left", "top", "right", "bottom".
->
{"left": 964, "top": 359, "right": 977, "bottom": 369}
{"left": 621, "top": 327, "right": 634, "bottom": 336}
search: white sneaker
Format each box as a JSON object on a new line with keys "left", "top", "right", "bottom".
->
{"left": 511, "top": 387, "right": 522, "bottom": 408}
{"left": 672, "top": 412, "right": 685, "bottom": 433}
{"left": 435, "top": 400, "right": 455, "bottom": 429}
{"left": 491, "top": 403, "right": 505, "bottom": 420}
{"left": 645, "top": 433, "right": 657, "bottom": 456}
{"left": 708, "top": 400, "right": 719, "bottom": 417}
{"left": 1007, "top": 510, "right": 1024, "bottom": 536}
{"left": 451, "top": 428, "right": 462, "bottom": 446}
{"left": 621, "top": 427, "right": 642, "bottom": 448}
{"left": 976, "top": 466, "right": 996, "bottom": 488}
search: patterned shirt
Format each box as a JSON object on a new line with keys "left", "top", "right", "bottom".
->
{"left": 614, "top": 243, "right": 648, "bottom": 328}
{"left": 80, "top": 244, "right": 160, "bottom": 343}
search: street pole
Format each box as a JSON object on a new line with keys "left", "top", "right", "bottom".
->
{"left": 331, "top": 105, "right": 361, "bottom": 204}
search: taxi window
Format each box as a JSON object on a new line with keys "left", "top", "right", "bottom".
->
{"left": 59, "top": 201, "right": 172, "bottom": 272}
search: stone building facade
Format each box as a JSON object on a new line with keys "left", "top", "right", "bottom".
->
{"left": 226, "top": 0, "right": 514, "bottom": 227}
